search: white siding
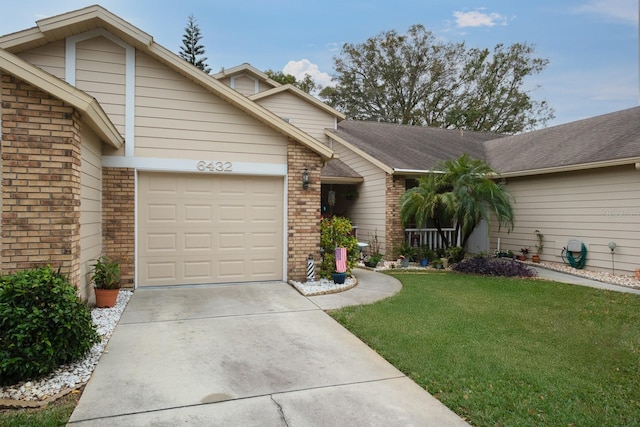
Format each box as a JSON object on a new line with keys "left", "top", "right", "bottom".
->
{"left": 333, "top": 142, "right": 388, "bottom": 254}
{"left": 256, "top": 91, "right": 335, "bottom": 143}
{"left": 80, "top": 127, "right": 103, "bottom": 302}
{"left": 134, "top": 52, "right": 288, "bottom": 162}
{"left": 490, "top": 165, "right": 640, "bottom": 275}
{"left": 17, "top": 41, "right": 66, "bottom": 80}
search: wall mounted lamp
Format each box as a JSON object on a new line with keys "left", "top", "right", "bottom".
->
{"left": 302, "top": 168, "right": 310, "bottom": 189}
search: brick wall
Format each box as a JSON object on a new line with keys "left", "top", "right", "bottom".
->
{"left": 102, "top": 167, "right": 135, "bottom": 287}
{"left": 385, "top": 174, "right": 406, "bottom": 259}
{"left": 0, "top": 74, "right": 82, "bottom": 287}
{"left": 287, "top": 139, "right": 323, "bottom": 282}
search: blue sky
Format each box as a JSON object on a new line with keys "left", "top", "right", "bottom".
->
{"left": 1, "top": 1, "right": 638, "bottom": 127}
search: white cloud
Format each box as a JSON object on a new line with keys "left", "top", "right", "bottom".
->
{"left": 453, "top": 9, "right": 508, "bottom": 28}
{"left": 574, "top": 0, "right": 639, "bottom": 25}
{"left": 283, "top": 59, "right": 333, "bottom": 88}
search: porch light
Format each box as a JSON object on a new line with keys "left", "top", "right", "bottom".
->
{"left": 302, "top": 168, "right": 310, "bottom": 189}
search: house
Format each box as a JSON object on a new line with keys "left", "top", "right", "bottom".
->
{"left": 1, "top": 5, "right": 637, "bottom": 303}
{"left": 324, "top": 120, "right": 500, "bottom": 256}
{"left": 485, "top": 106, "right": 640, "bottom": 275}
{"left": 0, "top": 5, "right": 336, "bottom": 303}
{"left": 325, "top": 108, "right": 640, "bottom": 276}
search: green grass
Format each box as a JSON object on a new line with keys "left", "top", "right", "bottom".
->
{"left": 0, "top": 392, "right": 78, "bottom": 427}
{"left": 331, "top": 271, "right": 640, "bottom": 426}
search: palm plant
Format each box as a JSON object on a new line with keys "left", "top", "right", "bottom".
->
{"left": 400, "top": 154, "right": 515, "bottom": 253}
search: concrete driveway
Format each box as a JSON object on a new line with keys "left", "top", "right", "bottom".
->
{"left": 68, "top": 274, "right": 468, "bottom": 426}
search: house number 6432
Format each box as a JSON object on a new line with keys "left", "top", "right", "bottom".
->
{"left": 196, "top": 161, "right": 233, "bottom": 172}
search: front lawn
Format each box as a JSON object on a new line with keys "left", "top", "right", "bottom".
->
{"left": 331, "top": 271, "right": 640, "bottom": 426}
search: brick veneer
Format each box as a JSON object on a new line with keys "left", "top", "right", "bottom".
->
{"left": 385, "top": 174, "right": 406, "bottom": 259}
{"left": 102, "top": 167, "right": 135, "bottom": 287}
{"left": 1, "top": 74, "right": 82, "bottom": 287}
{"left": 287, "top": 139, "right": 323, "bottom": 282}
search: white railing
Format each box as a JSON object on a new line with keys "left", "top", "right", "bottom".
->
{"left": 405, "top": 228, "right": 460, "bottom": 250}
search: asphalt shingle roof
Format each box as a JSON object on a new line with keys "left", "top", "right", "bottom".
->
{"left": 329, "top": 120, "right": 498, "bottom": 171}
{"left": 484, "top": 106, "right": 640, "bottom": 174}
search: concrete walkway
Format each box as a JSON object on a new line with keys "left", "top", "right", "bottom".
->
{"left": 532, "top": 266, "right": 640, "bottom": 294}
{"left": 68, "top": 269, "right": 468, "bottom": 426}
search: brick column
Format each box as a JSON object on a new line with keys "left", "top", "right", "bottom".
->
{"left": 1, "top": 75, "right": 82, "bottom": 287}
{"left": 102, "top": 167, "right": 135, "bottom": 287}
{"left": 287, "top": 139, "right": 322, "bottom": 282}
{"left": 385, "top": 174, "right": 406, "bottom": 259}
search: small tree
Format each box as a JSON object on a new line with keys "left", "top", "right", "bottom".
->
{"left": 319, "top": 217, "right": 358, "bottom": 278}
{"left": 179, "top": 14, "right": 211, "bottom": 73}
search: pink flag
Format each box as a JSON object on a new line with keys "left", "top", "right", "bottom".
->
{"left": 335, "top": 247, "right": 347, "bottom": 273}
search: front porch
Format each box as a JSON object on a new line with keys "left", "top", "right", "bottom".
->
{"left": 405, "top": 227, "right": 461, "bottom": 251}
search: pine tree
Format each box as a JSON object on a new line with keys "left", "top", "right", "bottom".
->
{"left": 179, "top": 14, "right": 211, "bottom": 74}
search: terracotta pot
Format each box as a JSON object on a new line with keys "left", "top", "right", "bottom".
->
{"left": 95, "top": 288, "right": 119, "bottom": 308}
{"left": 531, "top": 254, "right": 541, "bottom": 263}
{"left": 517, "top": 255, "right": 526, "bottom": 261}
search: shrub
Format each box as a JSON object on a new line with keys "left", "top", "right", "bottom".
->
{"left": 320, "top": 217, "right": 359, "bottom": 278}
{"left": 0, "top": 266, "right": 99, "bottom": 386}
{"left": 453, "top": 257, "right": 537, "bottom": 278}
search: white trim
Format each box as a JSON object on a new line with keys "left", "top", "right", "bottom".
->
{"left": 125, "top": 47, "right": 135, "bottom": 157}
{"left": 65, "top": 28, "right": 135, "bottom": 155}
{"left": 282, "top": 175, "right": 289, "bottom": 282}
{"left": 102, "top": 156, "right": 288, "bottom": 176}
{"left": 64, "top": 38, "right": 75, "bottom": 84}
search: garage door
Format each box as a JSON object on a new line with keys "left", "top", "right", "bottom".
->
{"left": 138, "top": 172, "right": 284, "bottom": 286}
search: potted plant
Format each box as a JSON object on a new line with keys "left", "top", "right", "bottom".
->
{"left": 518, "top": 247, "right": 530, "bottom": 261}
{"left": 91, "top": 255, "right": 121, "bottom": 308}
{"left": 417, "top": 245, "right": 433, "bottom": 267}
{"left": 364, "top": 252, "right": 383, "bottom": 268}
{"left": 532, "top": 230, "right": 544, "bottom": 263}
{"left": 395, "top": 242, "right": 416, "bottom": 268}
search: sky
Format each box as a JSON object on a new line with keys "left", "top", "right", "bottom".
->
{"left": 0, "top": 0, "right": 638, "bottom": 128}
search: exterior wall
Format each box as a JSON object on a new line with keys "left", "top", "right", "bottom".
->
{"left": 0, "top": 74, "right": 82, "bottom": 288}
{"left": 332, "top": 142, "right": 387, "bottom": 254}
{"left": 287, "top": 140, "right": 322, "bottom": 282}
{"left": 255, "top": 91, "right": 336, "bottom": 143}
{"left": 76, "top": 37, "right": 127, "bottom": 136}
{"left": 102, "top": 167, "right": 135, "bottom": 287}
{"left": 17, "top": 41, "right": 66, "bottom": 80}
{"left": 80, "top": 126, "right": 103, "bottom": 301}
{"left": 134, "top": 52, "right": 288, "bottom": 162}
{"left": 490, "top": 165, "right": 640, "bottom": 275}
{"left": 230, "top": 75, "right": 258, "bottom": 96}
{"left": 385, "top": 174, "right": 406, "bottom": 259}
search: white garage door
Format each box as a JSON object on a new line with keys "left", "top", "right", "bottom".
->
{"left": 138, "top": 172, "right": 284, "bottom": 286}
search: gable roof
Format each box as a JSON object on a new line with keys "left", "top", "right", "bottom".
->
{"left": 326, "top": 120, "right": 498, "bottom": 175}
{"left": 485, "top": 106, "right": 640, "bottom": 177}
{"left": 250, "top": 84, "right": 346, "bottom": 121}
{"left": 213, "top": 63, "right": 282, "bottom": 90}
{"left": 0, "top": 48, "right": 122, "bottom": 148}
{"left": 0, "top": 5, "right": 333, "bottom": 160}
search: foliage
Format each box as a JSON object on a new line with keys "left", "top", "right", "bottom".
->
{"left": 400, "top": 154, "right": 514, "bottom": 252}
{"left": 453, "top": 256, "right": 537, "bottom": 277}
{"left": 0, "top": 266, "right": 99, "bottom": 386}
{"left": 520, "top": 247, "right": 531, "bottom": 255}
{"left": 179, "top": 14, "right": 211, "bottom": 73}
{"left": 445, "top": 246, "right": 465, "bottom": 263}
{"left": 321, "top": 24, "right": 554, "bottom": 133}
{"left": 394, "top": 242, "right": 417, "bottom": 261}
{"left": 331, "top": 273, "right": 640, "bottom": 426}
{"left": 417, "top": 245, "right": 436, "bottom": 261}
{"left": 91, "top": 256, "right": 121, "bottom": 290}
{"left": 365, "top": 252, "right": 383, "bottom": 268}
{"left": 264, "top": 70, "right": 320, "bottom": 94}
{"left": 319, "top": 217, "right": 359, "bottom": 278}
{"left": 534, "top": 229, "right": 544, "bottom": 254}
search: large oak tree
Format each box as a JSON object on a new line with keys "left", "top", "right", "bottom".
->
{"left": 321, "top": 24, "right": 554, "bottom": 134}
